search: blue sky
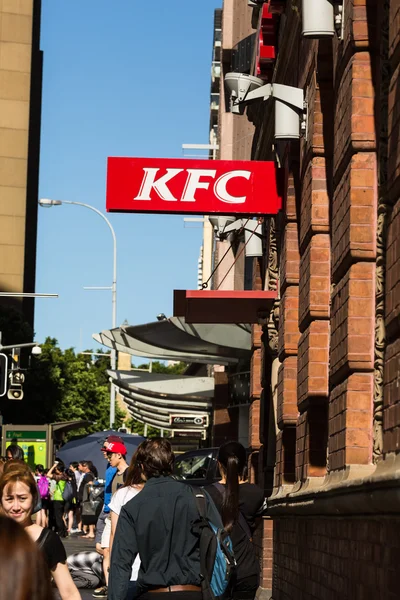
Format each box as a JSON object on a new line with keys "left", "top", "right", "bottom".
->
{"left": 35, "top": 0, "right": 221, "bottom": 354}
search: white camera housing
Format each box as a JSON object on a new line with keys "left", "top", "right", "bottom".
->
{"left": 31, "top": 345, "right": 42, "bottom": 356}
{"left": 302, "top": 0, "right": 335, "bottom": 38}
{"left": 223, "top": 219, "right": 264, "bottom": 258}
{"left": 208, "top": 216, "right": 237, "bottom": 237}
{"left": 224, "top": 73, "right": 264, "bottom": 115}
{"left": 224, "top": 73, "right": 305, "bottom": 140}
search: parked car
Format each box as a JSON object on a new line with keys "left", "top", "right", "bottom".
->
{"left": 173, "top": 447, "right": 221, "bottom": 487}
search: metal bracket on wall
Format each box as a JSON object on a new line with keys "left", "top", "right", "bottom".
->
{"left": 334, "top": 0, "right": 345, "bottom": 41}
{"left": 301, "top": 100, "right": 309, "bottom": 141}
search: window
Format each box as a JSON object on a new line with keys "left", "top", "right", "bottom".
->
{"left": 174, "top": 453, "right": 213, "bottom": 480}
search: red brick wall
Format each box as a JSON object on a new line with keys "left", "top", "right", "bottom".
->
{"left": 273, "top": 517, "right": 400, "bottom": 600}
{"left": 385, "top": 0, "right": 400, "bottom": 454}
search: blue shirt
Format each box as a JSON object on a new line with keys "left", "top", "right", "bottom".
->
{"left": 103, "top": 464, "right": 117, "bottom": 513}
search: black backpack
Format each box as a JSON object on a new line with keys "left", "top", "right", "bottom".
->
{"left": 191, "top": 487, "right": 236, "bottom": 600}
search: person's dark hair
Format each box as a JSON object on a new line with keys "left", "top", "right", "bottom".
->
{"left": 6, "top": 444, "right": 24, "bottom": 461}
{"left": 124, "top": 442, "right": 147, "bottom": 487}
{"left": 0, "top": 516, "right": 53, "bottom": 600}
{"left": 70, "top": 462, "right": 79, "bottom": 469}
{"left": 35, "top": 464, "right": 44, "bottom": 474}
{"left": 217, "top": 441, "right": 247, "bottom": 533}
{"left": 140, "top": 438, "right": 174, "bottom": 479}
{"left": 79, "top": 460, "right": 98, "bottom": 477}
{"left": 52, "top": 461, "right": 69, "bottom": 482}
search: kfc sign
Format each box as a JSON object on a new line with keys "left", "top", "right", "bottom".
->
{"left": 106, "top": 157, "right": 282, "bottom": 215}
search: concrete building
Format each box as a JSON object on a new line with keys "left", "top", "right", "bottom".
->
{"left": 210, "top": 0, "right": 400, "bottom": 598}
{"left": 0, "top": 0, "right": 42, "bottom": 329}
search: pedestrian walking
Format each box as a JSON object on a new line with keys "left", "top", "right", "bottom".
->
{"left": 65, "top": 468, "right": 79, "bottom": 534}
{"left": 108, "top": 438, "right": 203, "bottom": 600}
{"left": 35, "top": 464, "right": 50, "bottom": 527}
{"left": 205, "top": 442, "right": 266, "bottom": 600}
{"left": 0, "top": 515, "right": 53, "bottom": 600}
{"left": 93, "top": 436, "right": 127, "bottom": 598}
{"left": 0, "top": 463, "right": 81, "bottom": 600}
{"left": 78, "top": 460, "right": 96, "bottom": 536}
{"left": 47, "top": 460, "right": 68, "bottom": 537}
{"left": 94, "top": 442, "right": 144, "bottom": 599}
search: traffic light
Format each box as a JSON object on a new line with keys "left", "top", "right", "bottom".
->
{"left": 0, "top": 353, "right": 7, "bottom": 397}
{"left": 7, "top": 370, "right": 24, "bottom": 400}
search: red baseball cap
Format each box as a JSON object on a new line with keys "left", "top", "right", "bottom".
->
{"left": 101, "top": 435, "right": 123, "bottom": 452}
{"left": 106, "top": 441, "right": 127, "bottom": 455}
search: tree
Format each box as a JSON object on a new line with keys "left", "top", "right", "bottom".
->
{"left": 0, "top": 338, "right": 125, "bottom": 438}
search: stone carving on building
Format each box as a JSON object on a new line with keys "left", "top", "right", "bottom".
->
{"left": 373, "top": 0, "right": 390, "bottom": 462}
{"left": 266, "top": 217, "right": 280, "bottom": 358}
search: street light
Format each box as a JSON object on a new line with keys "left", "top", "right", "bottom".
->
{"left": 39, "top": 198, "right": 118, "bottom": 427}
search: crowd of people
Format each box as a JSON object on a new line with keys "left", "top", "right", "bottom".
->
{"left": 0, "top": 436, "right": 266, "bottom": 600}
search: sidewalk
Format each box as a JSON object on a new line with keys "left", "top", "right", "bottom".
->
{"left": 62, "top": 535, "right": 99, "bottom": 600}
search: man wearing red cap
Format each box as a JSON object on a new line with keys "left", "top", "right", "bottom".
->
{"left": 93, "top": 438, "right": 129, "bottom": 598}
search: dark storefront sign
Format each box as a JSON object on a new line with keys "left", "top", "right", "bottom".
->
{"left": 170, "top": 415, "right": 209, "bottom": 427}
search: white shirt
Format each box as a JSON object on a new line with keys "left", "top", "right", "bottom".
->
{"left": 109, "top": 486, "right": 141, "bottom": 581}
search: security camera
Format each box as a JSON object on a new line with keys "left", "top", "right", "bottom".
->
{"left": 223, "top": 219, "right": 264, "bottom": 258}
{"left": 208, "top": 216, "right": 237, "bottom": 238}
{"left": 156, "top": 313, "right": 167, "bottom": 321}
{"left": 31, "top": 345, "right": 42, "bottom": 356}
{"left": 224, "top": 73, "right": 306, "bottom": 140}
{"left": 224, "top": 73, "right": 265, "bottom": 114}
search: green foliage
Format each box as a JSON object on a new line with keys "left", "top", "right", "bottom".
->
{"left": 1, "top": 337, "right": 125, "bottom": 437}
{"left": 136, "top": 361, "right": 186, "bottom": 375}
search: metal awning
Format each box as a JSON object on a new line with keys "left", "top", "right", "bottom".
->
{"left": 174, "top": 289, "right": 278, "bottom": 323}
{"left": 109, "top": 370, "right": 213, "bottom": 431}
{"left": 93, "top": 317, "right": 251, "bottom": 365}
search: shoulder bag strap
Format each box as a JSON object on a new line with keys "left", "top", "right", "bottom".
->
{"left": 37, "top": 528, "right": 51, "bottom": 551}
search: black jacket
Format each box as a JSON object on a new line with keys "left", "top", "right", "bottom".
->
{"left": 109, "top": 476, "right": 201, "bottom": 600}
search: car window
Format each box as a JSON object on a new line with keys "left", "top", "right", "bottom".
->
{"left": 174, "top": 453, "right": 213, "bottom": 480}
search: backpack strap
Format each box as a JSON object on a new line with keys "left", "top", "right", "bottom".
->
{"left": 212, "top": 482, "right": 252, "bottom": 540}
{"left": 191, "top": 487, "right": 208, "bottom": 520}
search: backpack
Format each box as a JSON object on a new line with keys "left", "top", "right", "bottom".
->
{"left": 62, "top": 480, "right": 74, "bottom": 503}
{"left": 37, "top": 475, "right": 49, "bottom": 500}
{"left": 191, "top": 487, "right": 236, "bottom": 600}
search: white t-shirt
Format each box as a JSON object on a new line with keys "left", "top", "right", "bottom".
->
{"left": 109, "top": 486, "right": 141, "bottom": 581}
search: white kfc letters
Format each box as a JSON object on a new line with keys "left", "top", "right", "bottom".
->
{"left": 134, "top": 167, "right": 252, "bottom": 204}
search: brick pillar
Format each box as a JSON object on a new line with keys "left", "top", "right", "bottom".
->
{"left": 328, "top": 48, "right": 377, "bottom": 470}
{"left": 276, "top": 174, "right": 300, "bottom": 487}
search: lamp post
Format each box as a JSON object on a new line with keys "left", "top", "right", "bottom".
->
{"left": 39, "top": 198, "right": 117, "bottom": 427}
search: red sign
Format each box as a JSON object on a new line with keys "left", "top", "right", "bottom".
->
{"left": 106, "top": 157, "right": 282, "bottom": 215}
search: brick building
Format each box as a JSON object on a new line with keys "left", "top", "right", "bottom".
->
{"left": 213, "top": 0, "right": 400, "bottom": 598}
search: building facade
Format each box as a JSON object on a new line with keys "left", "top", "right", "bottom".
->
{"left": 212, "top": 0, "right": 400, "bottom": 598}
{"left": 0, "top": 0, "right": 42, "bottom": 330}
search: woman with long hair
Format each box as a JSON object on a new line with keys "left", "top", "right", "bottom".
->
{"left": 0, "top": 463, "right": 81, "bottom": 600}
{"left": 0, "top": 515, "right": 53, "bottom": 600}
{"left": 205, "top": 441, "right": 266, "bottom": 600}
